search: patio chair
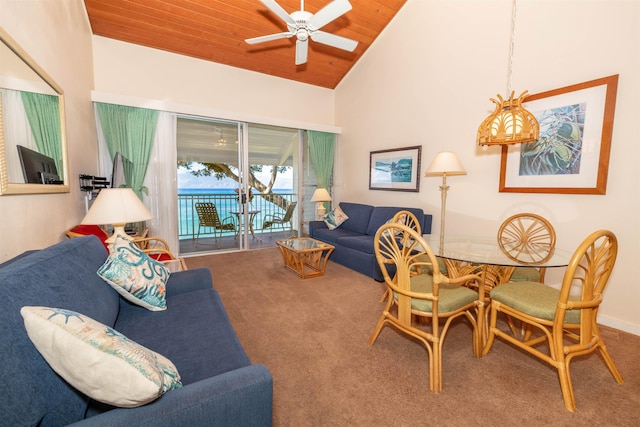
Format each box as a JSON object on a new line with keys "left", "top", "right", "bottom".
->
{"left": 483, "top": 230, "right": 623, "bottom": 411}
{"left": 195, "top": 202, "right": 236, "bottom": 247}
{"left": 370, "top": 223, "right": 484, "bottom": 392}
{"left": 262, "top": 202, "right": 297, "bottom": 237}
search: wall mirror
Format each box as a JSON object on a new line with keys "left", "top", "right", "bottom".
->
{"left": 0, "top": 27, "right": 69, "bottom": 195}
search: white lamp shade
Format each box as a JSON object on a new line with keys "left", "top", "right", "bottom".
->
{"left": 310, "top": 188, "right": 332, "bottom": 202}
{"left": 425, "top": 152, "right": 467, "bottom": 176}
{"left": 81, "top": 188, "right": 153, "bottom": 226}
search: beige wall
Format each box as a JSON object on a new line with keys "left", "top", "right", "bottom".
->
{"left": 0, "top": 0, "right": 96, "bottom": 260}
{"left": 335, "top": 0, "right": 640, "bottom": 333}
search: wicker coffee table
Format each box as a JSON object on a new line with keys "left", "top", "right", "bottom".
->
{"left": 276, "top": 237, "right": 335, "bottom": 279}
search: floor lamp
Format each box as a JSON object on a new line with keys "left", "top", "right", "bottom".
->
{"left": 425, "top": 152, "right": 467, "bottom": 251}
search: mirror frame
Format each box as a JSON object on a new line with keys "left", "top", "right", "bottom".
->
{"left": 0, "top": 27, "right": 69, "bottom": 195}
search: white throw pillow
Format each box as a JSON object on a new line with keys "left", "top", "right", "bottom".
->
{"left": 98, "top": 235, "right": 170, "bottom": 311}
{"left": 323, "top": 206, "right": 349, "bottom": 230}
{"left": 21, "top": 306, "right": 182, "bottom": 408}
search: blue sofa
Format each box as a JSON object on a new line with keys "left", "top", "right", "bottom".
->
{"left": 309, "top": 202, "right": 432, "bottom": 281}
{"left": 0, "top": 236, "right": 272, "bottom": 426}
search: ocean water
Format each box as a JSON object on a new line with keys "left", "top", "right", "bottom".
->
{"left": 178, "top": 188, "right": 291, "bottom": 194}
{"left": 177, "top": 188, "right": 293, "bottom": 239}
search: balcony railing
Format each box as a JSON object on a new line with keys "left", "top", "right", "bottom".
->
{"left": 178, "top": 192, "right": 297, "bottom": 240}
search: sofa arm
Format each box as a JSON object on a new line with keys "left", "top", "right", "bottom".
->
{"left": 166, "top": 267, "right": 213, "bottom": 298}
{"left": 69, "top": 364, "right": 273, "bottom": 427}
{"left": 308, "top": 220, "right": 328, "bottom": 238}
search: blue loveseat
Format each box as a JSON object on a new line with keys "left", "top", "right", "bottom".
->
{"left": 309, "top": 202, "right": 432, "bottom": 281}
{"left": 0, "top": 236, "right": 272, "bottom": 426}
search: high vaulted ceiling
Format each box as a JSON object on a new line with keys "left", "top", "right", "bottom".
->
{"left": 84, "top": 0, "right": 407, "bottom": 89}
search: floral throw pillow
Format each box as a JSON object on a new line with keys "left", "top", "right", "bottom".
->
{"left": 323, "top": 206, "right": 349, "bottom": 230}
{"left": 21, "top": 306, "right": 182, "bottom": 408}
{"left": 98, "top": 235, "right": 170, "bottom": 311}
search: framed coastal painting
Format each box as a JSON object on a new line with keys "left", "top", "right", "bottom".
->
{"left": 499, "top": 74, "right": 618, "bottom": 195}
{"left": 369, "top": 146, "right": 421, "bottom": 192}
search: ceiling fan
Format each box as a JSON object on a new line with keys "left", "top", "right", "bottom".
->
{"left": 245, "top": 0, "right": 358, "bottom": 65}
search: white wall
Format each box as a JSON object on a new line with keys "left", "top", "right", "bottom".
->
{"left": 0, "top": 0, "right": 96, "bottom": 260}
{"left": 335, "top": 0, "right": 640, "bottom": 334}
{"left": 92, "top": 36, "right": 336, "bottom": 129}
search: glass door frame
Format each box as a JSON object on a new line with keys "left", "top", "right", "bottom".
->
{"left": 236, "top": 121, "right": 253, "bottom": 250}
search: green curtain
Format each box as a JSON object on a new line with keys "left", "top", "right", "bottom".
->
{"left": 21, "top": 91, "right": 63, "bottom": 174}
{"left": 308, "top": 130, "right": 336, "bottom": 212}
{"left": 96, "top": 102, "right": 158, "bottom": 198}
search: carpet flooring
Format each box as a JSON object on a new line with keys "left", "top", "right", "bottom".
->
{"left": 186, "top": 248, "right": 640, "bottom": 426}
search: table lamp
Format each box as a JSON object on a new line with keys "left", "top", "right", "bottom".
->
{"left": 81, "top": 188, "right": 153, "bottom": 248}
{"left": 310, "top": 188, "right": 332, "bottom": 220}
{"left": 425, "top": 152, "right": 467, "bottom": 251}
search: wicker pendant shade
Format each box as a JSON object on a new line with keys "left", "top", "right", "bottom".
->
{"left": 477, "top": 91, "right": 539, "bottom": 145}
{"left": 477, "top": 0, "right": 539, "bottom": 146}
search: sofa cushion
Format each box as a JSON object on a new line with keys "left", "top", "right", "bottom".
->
{"left": 98, "top": 236, "right": 170, "bottom": 311}
{"left": 323, "top": 205, "right": 349, "bottom": 230}
{"left": 366, "top": 206, "right": 426, "bottom": 236}
{"left": 0, "top": 236, "right": 119, "bottom": 426}
{"left": 115, "top": 288, "right": 252, "bottom": 385}
{"left": 312, "top": 226, "right": 363, "bottom": 245}
{"left": 337, "top": 202, "right": 374, "bottom": 234}
{"left": 337, "top": 235, "right": 376, "bottom": 254}
{"left": 21, "top": 306, "right": 182, "bottom": 408}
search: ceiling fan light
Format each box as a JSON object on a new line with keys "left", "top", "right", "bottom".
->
{"left": 296, "top": 29, "right": 308, "bottom": 41}
{"left": 477, "top": 91, "right": 539, "bottom": 146}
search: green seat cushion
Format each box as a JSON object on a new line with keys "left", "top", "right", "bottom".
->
{"left": 509, "top": 266, "right": 541, "bottom": 282}
{"left": 490, "top": 281, "right": 580, "bottom": 324}
{"left": 393, "top": 274, "right": 478, "bottom": 313}
{"left": 413, "top": 255, "right": 448, "bottom": 275}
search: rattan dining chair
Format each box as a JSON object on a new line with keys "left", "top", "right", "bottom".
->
{"left": 378, "top": 210, "right": 448, "bottom": 301}
{"left": 195, "top": 202, "right": 236, "bottom": 247}
{"left": 483, "top": 230, "right": 623, "bottom": 411}
{"left": 498, "top": 213, "right": 556, "bottom": 283}
{"left": 262, "top": 201, "right": 297, "bottom": 237}
{"left": 370, "top": 223, "right": 484, "bottom": 392}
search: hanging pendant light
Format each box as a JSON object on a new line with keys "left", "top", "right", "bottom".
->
{"left": 477, "top": 0, "right": 539, "bottom": 146}
{"left": 217, "top": 129, "right": 227, "bottom": 146}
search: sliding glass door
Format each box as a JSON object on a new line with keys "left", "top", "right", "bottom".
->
{"left": 176, "top": 117, "right": 300, "bottom": 254}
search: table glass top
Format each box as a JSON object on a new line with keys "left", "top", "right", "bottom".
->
{"left": 423, "top": 235, "right": 573, "bottom": 268}
{"left": 278, "top": 238, "right": 332, "bottom": 251}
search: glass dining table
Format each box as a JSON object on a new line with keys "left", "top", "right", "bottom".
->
{"left": 422, "top": 234, "right": 574, "bottom": 348}
{"left": 422, "top": 234, "right": 573, "bottom": 291}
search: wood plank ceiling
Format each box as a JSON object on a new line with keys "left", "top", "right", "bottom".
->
{"left": 84, "top": 0, "right": 407, "bottom": 89}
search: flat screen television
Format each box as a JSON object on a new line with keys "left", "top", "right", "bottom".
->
{"left": 16, "top": 145, "right": 62, "bottom": 184}
{"left": 111, "top": 152, "right": 128, "bottom": 188}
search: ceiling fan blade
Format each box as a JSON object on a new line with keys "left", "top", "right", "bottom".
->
{"left": 308, "top": 0, "right": 353, "bottom": 30}
{"left": 295, "top": 39, "right": 308, "bottom": 65}
{"left": 245, "top": 32, "right": 293, "bottom": 44}
{"left": 310, "top": 30, "right": 358, "bottom": 52}
{"left": 260, "top": 0, "right": 296, "bottom": 26}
